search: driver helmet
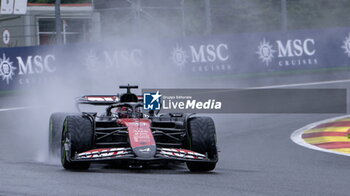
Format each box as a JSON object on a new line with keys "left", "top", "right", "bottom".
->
{"left": 117, "top": 106, "right": 132, "bottom": 118}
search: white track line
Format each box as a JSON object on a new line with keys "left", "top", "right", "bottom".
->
{"left": 290, "top": 115, "right": 350, "bottom": 157}
{"left": 0, "top": 106, "right": 34, "bottom": 112}
{"left": 248, "top": 78, "right": 350, "bottom": 89}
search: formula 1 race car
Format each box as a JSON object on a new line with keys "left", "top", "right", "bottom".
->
{"left": 49, "top": 85, "right": 218, "bottom": 172}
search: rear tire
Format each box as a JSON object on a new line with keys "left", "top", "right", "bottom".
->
{"left": 49, "top": 113, "right": 68, "bottom": 157}
{"left": 61, "top": 115, "right": 93, "bottom": 170}
{"left": 186, "top": 117, "right": 218, "bottom": 172}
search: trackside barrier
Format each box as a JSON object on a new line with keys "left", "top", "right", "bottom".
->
{"left": 0, "top": 27, "right": 350, "bottom": 90}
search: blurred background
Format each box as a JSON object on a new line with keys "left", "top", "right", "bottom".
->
{"left": 1, "top": 0, "right": 350, "bottom": 47}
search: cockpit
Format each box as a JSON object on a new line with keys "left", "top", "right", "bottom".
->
{"left": 111, "top": 103, "right": 144, "bottom": 118}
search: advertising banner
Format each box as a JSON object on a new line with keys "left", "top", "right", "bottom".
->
{"left": 164, "top": 28, "right": 350, "bottom": 75}
{"left": 0, "top": 28, "right": 350, "bottom": 91}
{"left": 0, "top": 45, "right": 59, "bottom": 90}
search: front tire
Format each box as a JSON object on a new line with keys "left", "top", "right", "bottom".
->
{"left": 186, "top": 116, "right": 218, "bottom": 172}
{"left": 49, "top": 113, "right": 68, "bottom": 157}
{"left": 61, "top": 115, "right": 93, "bottom": 170}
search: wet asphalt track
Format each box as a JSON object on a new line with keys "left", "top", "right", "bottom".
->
{"left": 1, "top": 78, "right": 350, "bottom": 196}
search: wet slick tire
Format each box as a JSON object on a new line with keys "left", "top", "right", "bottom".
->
{"left": 61, "top": 115, "right": 93, "bottom": 170}
{"left": 49, "top": 113, "right": 68, "bottom": 157}
{"left": 186, "top": 117, "right": 218, "bottom": 172}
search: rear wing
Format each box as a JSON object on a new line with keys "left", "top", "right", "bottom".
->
{"left": 76, "top": 95, "right": 144, "bottom": 106}
{"left": 76, "top": 84, "right": 143, "bottom": 112}
{"left": 75, "top": 95, "right": 144, "bottom": 112}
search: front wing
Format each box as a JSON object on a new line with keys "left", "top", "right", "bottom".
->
{"left": 72, "top": 147, "right": 215, "bottom": 163}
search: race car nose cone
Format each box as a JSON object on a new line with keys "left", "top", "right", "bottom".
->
{"left": 133, "top": 145, "right": 156, "bottom": 158}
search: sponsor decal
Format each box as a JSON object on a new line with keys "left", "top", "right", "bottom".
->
{"left": 170, "top": 44, "right": 188, "bottom": 70}
{"left": 139, "top": 147, "right": 151, "bottom": 153}
{"left": 0, "top": 53, "right": 16, "bottom": 85}
{"left": 77, "top": 148, "right": 129, "bottom": 159}
{"left": 256, "top": 39, "right": 276, "bottom": 66}
{"left": 342, "top": 33, "right": 350, "bottom": 57}
{"left": 84, "top": 50, "right": 100, "bottom": 71}
{"left": 84, "top": 48, "right": 143, "bottom": 71}
{"left": 85, "top": 96, "right": 118, "bottom": 102}
{"left": 143, "top": 91, "right": 162, "bottom": 110}
{"left": 159, "top": 148, "right": 206, "bottom": 160}
{"left": 133, "top": 130, "right": 152, "bottom": 143}
{"left": 16, "top": 54, "right": 56, "bottom": 85}
{"left": 0, "top": 53, "right": 57, "bottom": 85}
{"left": 257, "top": 38, "right": 318, "bottom": 67}
{"left": 170, "top": 43, "right": 231, "bottom": 72}
{"left": 16, "top": 55, "right": 56, "bottom": 75}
